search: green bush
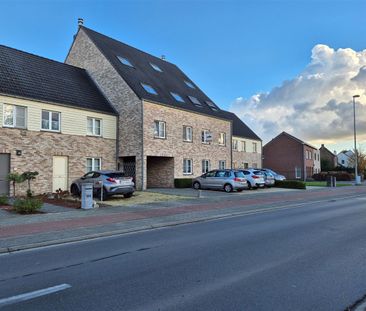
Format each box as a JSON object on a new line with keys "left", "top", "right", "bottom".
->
{"left": 274, "top": 180, "right": 306, "bottom": 189}
{"left": 174, "top": 178, "right": 193, "bottom": 188}
{"left": 0, "top": 195, "right": 8, "bottom": 206}
{"left": 13, "top": 197, "right": 42, "bottom": 214}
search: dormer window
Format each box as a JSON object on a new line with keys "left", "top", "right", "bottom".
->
{"left": 141, "top": 83, "right": 158, "bottom": 95}
{"left": 170, "top": 92, "right": 185, "bottom": 103}
{"left": 184, "top": 80, "right": 195, "bottom": 89}
{"left": 188, "top": 96, "right": 202, "bottom": 107}
{"left": 150, "top": 63, "right": 163, "bottom": 72}
{"left": 117, "top": 56, "right": 134, "bottom": 67}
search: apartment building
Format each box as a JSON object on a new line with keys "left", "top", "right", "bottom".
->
{"left": 66, "top": 25, "right": 261, "bottom": 190}
{"left": 0, "top": 45, "right": 117, "bottom": 195}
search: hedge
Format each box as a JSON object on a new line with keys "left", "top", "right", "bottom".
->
{"left": 313, "top": 171, "right": 353, "bottom": 181}
{"left": 174, "top": 178, "right": 193, "bottom": 188}
{"left": 274, "top": 180, "right": 306, "bottom": 189}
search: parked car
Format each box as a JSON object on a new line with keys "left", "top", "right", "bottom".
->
{"left": 260, "top": 168, "right": 286, "bottom": 181}
{"left": 192, "top": 169, "right": 248, "bottom": 193}
{"left": 70, "top": 170, "right": 134, "bottom": 200}
{"left": 255, "top": 170, "right": 275, "bottom": 187}
{"left": 239, "top": 169, "right": 265, "bottom": 189}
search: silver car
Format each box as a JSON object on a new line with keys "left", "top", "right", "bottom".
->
{"left": 254, "top": 170, "right": 275, "bottom": 187}
{"left": 240, "top": 169, "right": 266, "bottom": 189}
{"left": 70, "top": 170, "right": 134, "bottom": 200}
{"left": 260, "top": 168, "right": 286, "bottom": 181}
{"left": 192, "top": 169, "right": 248, "bottom": 193}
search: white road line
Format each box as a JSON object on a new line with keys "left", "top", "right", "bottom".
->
{"left": 0, "top": 283, "right": 71, "bottom": 307}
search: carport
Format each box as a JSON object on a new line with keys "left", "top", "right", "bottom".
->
{"left": 147, "top": 156, "right": 174, "bottom": 188}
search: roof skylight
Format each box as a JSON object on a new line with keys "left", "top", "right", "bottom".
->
{"left": 117, "top": 56, "right": 134, "bottom": 67}
{"left": 184, "top": 80, "right": 195, "bottom": 89}
{"left": 170, "top": 92, "right": 185, "bottom": 103}
{"left": 150, "top": 63, "right": 163, "bottom": 72}
{"left": 206, "top": 101, "right": 219, "bottom": 111}
{"left": 188, "top": 96, "right": 202, "bottom": 107}
{"left": 141, "top": 83, "right": 158, "bottom": 95}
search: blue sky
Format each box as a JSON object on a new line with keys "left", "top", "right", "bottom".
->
{"left": 1, "top": 0, "right": 366, "bottom": 151}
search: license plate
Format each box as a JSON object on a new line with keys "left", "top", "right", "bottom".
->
{"left": 120, "top": 180, "right": 130, "bottom": 185}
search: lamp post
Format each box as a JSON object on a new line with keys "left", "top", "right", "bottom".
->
{"left": 352, "top": 95, "right": 360, "bottom": 185}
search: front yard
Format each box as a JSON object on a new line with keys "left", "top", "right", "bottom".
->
{"left": 305, "top": 181, "right": 352, "bottom": 187}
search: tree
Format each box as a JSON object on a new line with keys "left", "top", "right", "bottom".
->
{"left": 348, "top": 147, "right": 366, "bottom": 175}
{"left": 7, "top": 173, "right": 24, "bottom": 198}
{"left": 21, "top": 171, "right": 39, "bottom": 197}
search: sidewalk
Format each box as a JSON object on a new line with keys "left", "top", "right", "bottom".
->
{"left": 0, "top": 186, "right": 365, "bottom": 253}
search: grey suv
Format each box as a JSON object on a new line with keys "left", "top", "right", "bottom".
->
{"left": 70, "top": 170, "right": 134, "bottom": 200}
{"left": 192, "top": 170, "right": 248, "bottom": 192}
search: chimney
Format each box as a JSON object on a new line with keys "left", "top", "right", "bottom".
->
{"left": 334, "top": 150, "right": 337, "bottom": 155}
{"left": 78, "top": 18, "right": 84, "bottom": 27}
{"left": 161, "top": 55, "right": 166, "bottom": 61}
{"left": 321, "top": 144, "right": 324, "bottom": 147}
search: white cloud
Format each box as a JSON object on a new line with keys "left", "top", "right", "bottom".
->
{"left": 230, "top": 44, "right": 366, "bottom": 147}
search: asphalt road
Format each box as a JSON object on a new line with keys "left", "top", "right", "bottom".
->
{"left": 1, "top": 193, "right": 366, "bottom": 311}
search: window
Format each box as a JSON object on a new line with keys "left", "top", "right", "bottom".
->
{"left": 201, "top": 130, "right": 211, "bottom": 143}
{"left": 244, "top": 162, "right": 249, "bottom": 169}
{"left": 154, "top": 121, "right": 166, "bottom": 138}
{"left": 219, "top": 160, "right": 226, "bottom": 170}
{"left": 183, "top": 159, "right": 193, "bottom": 175}
{"left": 150, "top": 63, "right": 163, "bottom": 72}
{"left": 295, "top": 167, "right": 301, "bottom": 179}
{"left": 41, "top": 110, "right": 60, "bottom": 131}
{"left": 184, "top": 80, "right": 195, "bottom": 89}
{"left": 202, "top": 159, "right": 210, "bottom": 174}
{"left": 205, "top": 101, "right": 218, "bottom": 111}
{"left": 232, "top": 139, "right": 238, "bottom": 150}
{"left": 141, "top": 83, "right": 158, "bottom": 95}
{"left": 183, "top": 126, "right": 192, "bottom": 142}
{"left": 241, "top": 141, "right": 246, "bottom": 152}
{"left": 253, "top": 142, "right": 257, "bottom": 153}
{"left": 218, "top": 133, "right": 226, "bottom": 146}
{"left": 86, "top": 158, "right": 101, "bottom": 172}
{"left": 117, "top": 56, "right": 134, "bottom": 67}
{"left": 170, "top": 92, "right": 185, "bottom": 103}
{"left": 188, "top": 96, "right": 202, "bottom": 107}
{"left": 87, "top": 117, "right": 101, "bottom": 136}
{"left": 3, "top": 104, "right": 26, "bottom": 128}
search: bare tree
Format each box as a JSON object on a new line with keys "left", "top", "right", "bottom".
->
{"left": 348, "top": 147, "right": 366, "bottom": 175}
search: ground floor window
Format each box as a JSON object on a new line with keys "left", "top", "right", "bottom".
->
{"left": 295, "top": 167, "right": 301, "bottom": 179}
{"left": 244, "top": 162, "right": 249, "bottom": 169}
{"left": 202, "top": 159, "right": 210, "bottom": 173}
{"left": 219, "top": 160, "right": 226, "bottom": 169}
{"left": 183, "top": 158, "right": 193, "bottom": 175}
{"left": 87, "top": 158, "right": 101, "bottom": 172}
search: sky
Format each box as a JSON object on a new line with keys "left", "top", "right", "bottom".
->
{"left": 1, "top": 0, "right": 366, "bottom": 153}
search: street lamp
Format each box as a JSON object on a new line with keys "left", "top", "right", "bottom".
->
{"left": 352, "top": 95, "right": 360, "bottom": 185}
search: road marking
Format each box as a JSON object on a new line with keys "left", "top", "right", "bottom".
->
{"left": 0, "top": 283, "right": 71, "bottom": 307}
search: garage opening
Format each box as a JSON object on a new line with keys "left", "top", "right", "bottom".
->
{"left": 147, "top": 156, "right": 174, "bottom": 188}
{"left": 119, "top": 156, "right": 136, "bottom": 182}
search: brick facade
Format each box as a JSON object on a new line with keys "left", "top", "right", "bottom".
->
{"left": 0, "top": 128, "right": 116, "bottom": 195}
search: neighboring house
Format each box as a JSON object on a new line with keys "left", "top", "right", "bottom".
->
{"left": 223, "top": 112, "right": 262, "bottom": 169}
{"left": 263, "top": 132, "right": 318, "bottom": 180}
{"left": 0, "top": 45, "right": 118, "bottom": 195}
{"left": 337, "top": 150, "right": 354, "bottom": 168}
{"left": 313, "top": 149, "right": 321, "bottom": 174}
{"left": 319, "top": 144, "right": 337, "bottom": 170}
{"left": 66, "top": 25, "right": 261, "bottom": 190}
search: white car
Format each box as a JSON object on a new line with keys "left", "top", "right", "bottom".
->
{"left": 240, "top": 169, "right": 266, "bottom": 189}
{"left": 260, "top": 168, "right": 286, "bottom": 181}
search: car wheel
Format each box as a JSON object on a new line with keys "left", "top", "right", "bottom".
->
{"left": 193, "top": 182, "right": 201, "bottom": 190}
{"left": 124, "top": 192, "right": 133, "bottom": 198}
{"left": 70, "top": 184, "right": 80, "bottom": 196}
{"left": 224, "top": 184, "right": 233, "bottom": 193}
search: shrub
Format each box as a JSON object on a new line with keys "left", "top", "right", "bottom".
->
{"left": 174, "top": 178, "right": 193, "bottom": 188}
{"left": 313, "top": 171, "right": 353, "bottom": 181}
{"left": 13, "top": 197, "right": 42, "bottom": 214}
{"left": 274, "top": 180, "right": 306, "bottom": 189}
{"left": 0, "top": 195, "right": 8, "bottom": 206}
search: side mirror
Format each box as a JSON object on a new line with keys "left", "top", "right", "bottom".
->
{"left": 81, "top": 176, "right": 86, "bottom": 180}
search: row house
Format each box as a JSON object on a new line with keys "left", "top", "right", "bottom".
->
{"left": 263, "top": 132, "right": 320, "bottom": 180}
{"left": 319, "top": 144, "right": 338, "bottom": 169}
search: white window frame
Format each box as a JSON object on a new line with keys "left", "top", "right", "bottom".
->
{"left": 183, "top": 158, "right": 193, "bottom": 175}
{"left": 232, "top": 139, "right": 238, "bottom": 150}
{"left": 3, "top": 104, "right": 27, "bottom": 129}
{"left": 219, "top": 132, "right": 226, "bottom": 146}
{"left": 219, "top": 160, "right": 226, "bottom": 170}
{"left": 183, "top": 126, "right": 193, "bottom": 142}
{"left": 154, "top": 120, "right": 166, "bottom": 139}
{"left": 295, "top": 167, "right": 301, "bottom": 179}
{"left": 253, "top": 142, "right": 257, "bottom": 153}
{"left": 202, "top": 159, "right": 210, "bottom": 174}
{"left": 201, "top": 129, "right": 211, "bottom": 144}
{"left": 240, "top": 141, "right": 246, "bottom": 152}
{"left": 86, "top": 158, "right": 101, "bottom": 173}
{"left": 87, "top": 117, "right": 102, "bottom": 136}
{"left": 41, "top": 110, "right": 60, "bottom": 132}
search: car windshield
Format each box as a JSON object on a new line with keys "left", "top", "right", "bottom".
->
{"left": 104, "top": 172, "right": 126, "bottom": 178}
{"left": 253, "top": 171, "right": 264, "bottom": 175}
{"left": 234, "top": 171, "right": 245, "bottom": 178}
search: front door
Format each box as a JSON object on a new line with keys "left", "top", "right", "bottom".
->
{"left": 0, "top": 154, "right": 10, "bottom": 195}
{"left": 53, "top": 156, "right": 68, "bottom": 192}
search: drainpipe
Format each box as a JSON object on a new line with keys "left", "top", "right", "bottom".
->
{"left": 303, "top": 145, "right": 306, "bottom": 181}
{"left": 116, "top": 116, "right": 120, "bottom": 170}
{"left": 141, "top": 100, "right": 145, "bottom": 190}
{"left": 230, "top": 121, "right": 233, "bottom": 169}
